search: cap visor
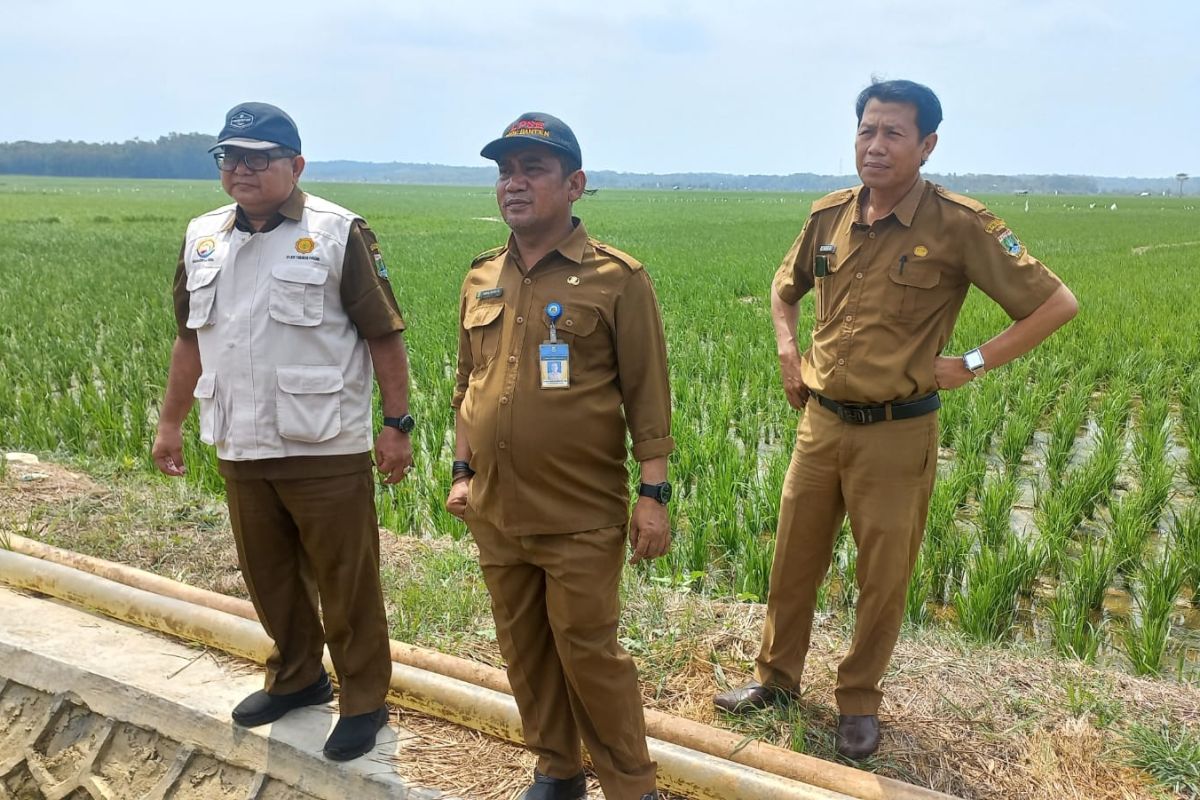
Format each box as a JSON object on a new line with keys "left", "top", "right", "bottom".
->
{"left": 208, "top": 137, "right": 283, "bottom": 153}
{"left": 480, "top": 136, "right": 575, "bottom": 163}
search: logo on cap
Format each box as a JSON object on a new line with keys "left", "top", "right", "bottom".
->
{"left": 230, "top": 111, "right": 255, "bottom": 129}
{"left": 505, "top": 119, "right": 550, "bottom": 139}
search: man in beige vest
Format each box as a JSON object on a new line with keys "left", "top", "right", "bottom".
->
{"left": 152, "top": 102, "right": 412, "bottom": 761}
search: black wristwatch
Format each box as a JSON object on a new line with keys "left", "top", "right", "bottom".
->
{"left": 638, "top": 481, "right": 672, "bottom": 505}
{"left": 382, "top": 414, "right": 415, "bottom": 434}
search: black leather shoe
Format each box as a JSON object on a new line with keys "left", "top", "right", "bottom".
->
{"left": 713, "top": 681, "right": 785, "bottom": 714}
{"left": 836, "top": 714, "right": 880, "bottom": 759}
{"left": 323, "top": 706, "right": 389, "bottom": 761}
{"left": 231, "top": 671, "right": 334, "bottom": 728}
{"left": 518, "top": 770, "right": 587, "bottom": 800}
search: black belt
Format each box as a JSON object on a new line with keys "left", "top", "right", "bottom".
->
{"left": 814, "top": 392, "right": 940, "bottom": 424}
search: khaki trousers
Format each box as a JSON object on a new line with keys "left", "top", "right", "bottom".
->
{"left": 468, "top": 517, "right": 657, "bottom": 800}
{"left": 224, "top": 468, "right": 392, "bottom": 716}
{"left": 756, "top": 396, "right": 938, "bottom": 714}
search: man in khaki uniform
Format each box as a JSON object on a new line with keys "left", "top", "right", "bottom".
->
{"left": 446, "top": 112, "right": 671, "bottom": 800}
{"left": 152, "top": 102, "right": 413, "bottom": 762}
{"left": 714, "top": 80, "right": 1078, "bottom": 758}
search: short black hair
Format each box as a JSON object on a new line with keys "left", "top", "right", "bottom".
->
{"left": 554, "top": 150, "right": 581, "bottom": 177}
{"left": 855, "top": 79, "right": 943, "bottom": 139}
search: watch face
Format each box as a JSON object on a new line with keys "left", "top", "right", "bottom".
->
{"left": 658, "top": 482, "right": 672, "bottom": 503}
{"left": 399, "top": 414, "right": 415, "bottom": 433}
{"left": 964, "top": 350, "right": 985, "bottom": 371}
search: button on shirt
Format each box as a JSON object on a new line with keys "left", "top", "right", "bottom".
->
{"left": 773, "top": 179, "right": 1062, "bottom": 404}
{"left": 453, "top": 221, "right": 674, "bottom": 535}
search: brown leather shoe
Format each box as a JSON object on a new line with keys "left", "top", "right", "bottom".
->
{"left": 713, "top": 681, "right": 784, "bottom": 713}
{"left": 836, "top": 714, "right": 880, "bottom": 759}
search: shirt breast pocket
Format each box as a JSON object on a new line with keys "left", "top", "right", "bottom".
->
{"left": 465, "top": 301, "right": 504, "bottom": 369}
{"left": 269, "top": 264, "right": 328, "bottom": 327}
{"left": 886, "top": 260, "right": 942, "bottom": 322}
{"left": 186, "top": 267, "right": 221, "bottom": 329}
{"left": 541, "top": 305, "right": 601, "bottom": 344}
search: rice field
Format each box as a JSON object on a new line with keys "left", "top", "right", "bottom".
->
{"left": 1, "top": 175, "right": 1198, "bottom": 680}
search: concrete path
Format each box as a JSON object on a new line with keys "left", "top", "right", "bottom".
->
{"left": 0, "top": 584, "right": 457, "bottom": 800}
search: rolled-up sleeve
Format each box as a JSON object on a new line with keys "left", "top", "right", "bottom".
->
{"left": 615, "top": 269, "right": 674, "bottom": 461}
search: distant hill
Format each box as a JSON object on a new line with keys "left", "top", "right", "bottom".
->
{"left": 0, "top": 135, "right": 1188, "bottom": 196}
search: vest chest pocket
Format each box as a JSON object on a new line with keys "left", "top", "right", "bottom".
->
{"left": 276, "top": 365, "right": 343, "bottom": 443}
{"left": 886, "top": 260, "right": 942, "bottom": 322}
{"left": 465, "top": 301, "right": 504, "bottom": 368}
{"left": 269, "top": 264, "right": 329, "bottom": 327}
{"left": 186, "top": 267, "right": 221, "bottom": 329}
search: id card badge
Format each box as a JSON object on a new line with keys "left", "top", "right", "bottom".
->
{"left": 539, "top": 342, "right": 570, "bottom": 389}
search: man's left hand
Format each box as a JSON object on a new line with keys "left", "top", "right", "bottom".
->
{"left": 934, "top": 355, "right": 975, "bottom": 390}
{"left": 376, "top": 426, "right": 413, "bottom": 484}
{"left": 629, "top": 497, "right": 670, "bottom": 564}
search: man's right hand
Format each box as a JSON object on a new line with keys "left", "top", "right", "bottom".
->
{"left": 779, "top": 351, "right": 810, "bottom": 410}
{"left": 152, "top": 426, "right": 186, "bottom": 477}
{"left": 445, "top": 477, "right": 470, "bottom": 519}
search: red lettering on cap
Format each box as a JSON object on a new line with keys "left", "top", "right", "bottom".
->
{"left": 508, "top": 120, "right": 547, "bottom": 133}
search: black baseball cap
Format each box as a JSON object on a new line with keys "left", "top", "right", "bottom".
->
{"left": 209, "top": 102, "right": 302, "bottom": 153}
{"left": 480, "top": 112, "right": 581, "bottom": 167}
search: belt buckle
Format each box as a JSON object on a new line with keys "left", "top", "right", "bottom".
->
{"left": 841, "top": 406, "right": 872, "bottom": 425}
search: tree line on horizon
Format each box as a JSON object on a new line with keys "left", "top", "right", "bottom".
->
{"left": 0, "top": 134, "right": 1186, "bottom": 196}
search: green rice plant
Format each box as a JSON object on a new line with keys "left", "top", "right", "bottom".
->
{"left": 831, "top": 519, "right": 857, "bottom": 610}
{"left": 1123, "top": 722, "right": 1200, "bottom": 798}
{"left": 1075, "top": 425, "right": 1124, "bottom": 513}
{"left": 975, "top": 472, "right": 1019, "bottom": 551}
{"left": 1136, "top": 457, "right": 1175, "bottom": 528}
{"left": 1044, "top": 381, "right": 1092, "bottom": 480}
{"left": 737, "top": 531, "right": 775, "bottom": 604}
{"left": 1047, "top": 580, "right": 1104, "bottom": 662}
{"left": 1107, "top": 494, "right": 1157, "bottom": 574}
{"left": 1071, "top": 534, "right": 1118, "bottom": 611}
{"left": 1095, "top": 375, "right": 1134, "bottom": 438}
{"left": 1181, "top": 370, "right": 1200, "bottom": 490}
{"left": 1121, "top": 548, "right": 1185, "bottom": 676}
{"left": 998, "top": 405, "right": 1039, "bottom": 475}
{"left": 904, "top": 550, "right": 933, "bottom": 627}
{"left": 954, "top": 531, "right": 1043, "bottom": 642}
{"left": 1168, "top": 502, "right": 1200, "bottom": 600}
{"left": 1034, "top": 474, "right": 1097, "bottom": 573}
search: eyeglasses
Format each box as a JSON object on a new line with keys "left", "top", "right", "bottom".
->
{"left": 214, "top": 149, "right": 294, "bottom": 172}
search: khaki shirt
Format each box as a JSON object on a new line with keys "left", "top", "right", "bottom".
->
{"left": 172, "top": 188, "right": 404, "bottom": 341}
{"left": 453, "top": 220, "right": 673, "bottom": 535}
{"left": 773, "top": 179, "right": 1062, "bottom": 404}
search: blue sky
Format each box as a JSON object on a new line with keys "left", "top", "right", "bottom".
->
{"left": 4, "top": 0, "right": 1196, "bottom": 177}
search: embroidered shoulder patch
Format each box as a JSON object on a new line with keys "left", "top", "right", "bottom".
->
{"left": 370, "top": 243, "right": 389, "bottom": 280}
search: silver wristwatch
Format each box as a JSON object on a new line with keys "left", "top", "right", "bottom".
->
{"left": 963, "top": 348, "right": 986, "bottom": 377}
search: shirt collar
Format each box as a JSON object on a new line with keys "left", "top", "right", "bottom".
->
{"left": 892, "top": 178, "right": 927, "bottom": 227}
{"left": 506, "top": 217, "right": 588, "bottom": 270}
{"left": 226, "top": 186, "right": 305, "bottom": 233}
{"left": 852, "top": 177, "right": 927, "bottom": 228}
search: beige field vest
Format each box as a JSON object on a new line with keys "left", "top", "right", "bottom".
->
{"left": 181, "top": 194, "right": 372, "bottom": 461}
